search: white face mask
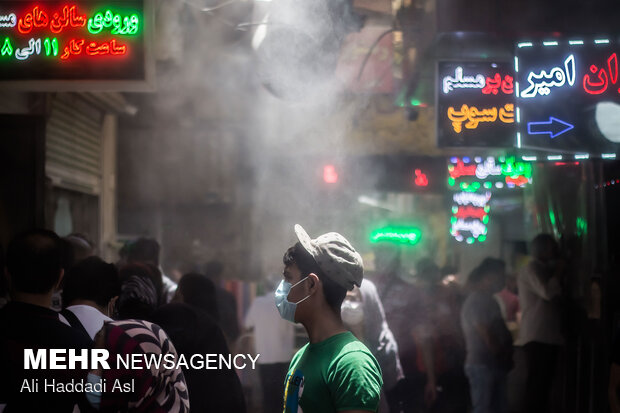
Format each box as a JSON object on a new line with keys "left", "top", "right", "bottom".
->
{"left": 341, "top": 300, "right": 364, "bottom": 326}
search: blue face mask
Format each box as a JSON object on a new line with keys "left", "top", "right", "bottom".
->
{"left": 275, "top": 277, "right": 311, "bottom": 323}
{"left": 86, "top": 372, "right": 102, "bottom": 410}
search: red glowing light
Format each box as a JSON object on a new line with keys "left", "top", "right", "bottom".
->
{"left": 455, "top": 206, "right": 487, "bottom": 219}
{"left": 414, "top": 169, "right": 428, "bottom": 187}
{"left": 323, "top": 165, "right": 338, "bottom": 184}
{"left": 17, "top": 5, "right": 86, "bottom": 34}
{"left": 505, "top": 175, "right": 528, "bottom": 186}
{"left": 482, "top": 74, "right": 514, "bottom": 95}
{"left": 60, "top": 38, "right": 127, "bottom": 59}
{"left": 448, "top": 159, "right": 477, "bottom": 179}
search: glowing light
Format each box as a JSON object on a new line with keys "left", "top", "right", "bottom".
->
{"left": 452, "top": 219, "right": 487, "bottom": 238}
{"left": 17, "top": 5, "right": 87, "bottom": 34}
{"left": 574, "top": 154, "right": 589, "bottom": 159}
{"left": 517, "top": 132, "right": 521, "bottom": 148}
{"left": 414, "top": 169, "right": 428, "bottom": 187}
{"left": 87, "top": 10, "right": 140, "bottom": 35}
{"left": 518, "top": 42, "right": 533, "bottom": 48}
{"left": 569, "top": 40, "right": 584, "bottom": 45}
{"left": 43, "top": 37, "right": 58, "bottom": 56}
{"left": 495, "top": 182, "right": 504, "bottom": 188}
{"left": 0, "top": 13, "right": 16, "bottom": 28}
{"left": 521, "top": 55, "right": 576, "bottom": 98}
{"left": 463, "top": 157, "right": 471, "bottom": 163}
{"left": 602, "top": 153, "right": 617, "bottom": 159}
{"left": 547, "top": 155, "right": 563, "bottom": 160}
{"left": 453, "top": 191, "right": 491, "bottom": 207}
{"left": 583, "top": 53, "right": 619, "bottom": 95}
{"left": 370, "top": 227, "right": 422, "bottom": 246}
{"left": 516, "top": 107, "right": 521, "bottom": 123}
{"left": 514, "top": 56, "right": 519, "bottom": 73}
{"left": 543, "top": 41, "right": 559, "bottom": 46}
{"left": 323, "top": 165, "right": 338, "bottom": 184}
{"left": 474, "top": 157, "right": 482, "bottom": 163}
{"left": 455, "top": 205, "right": 487, "bottom": 220}
{"left": 515, "top": 81, "right": 520, "bottom": 98}
{"left": 521, "top": 156, "right": 537, "bottom": 161}
{"left": 1, "top": 38, "right": 13, "bottom": 57}
{"left": 595, "top": 39, "right": 610, "bottom": 44}
{"left": 450, "top": 157, "right": 458, "bottom": 164}
{"left": 576, "top": 217, "right": 587, "bottom": 237}
{"left": 447, "top": 104, "right": 514, "bottom": 133}
{"left": 527, "top": 117, "right": 574, "bottom": 138}
{"left": 443, "top": 67, "right": 485, "bottom": 94}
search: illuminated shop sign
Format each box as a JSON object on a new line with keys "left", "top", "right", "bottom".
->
{"left": 447, "top": 156, "right": 532, "bottom": 244}
{"left": 370, "top": 226, "right": 422, "bottom": 246}
{"left": 437, "top": 62, "right": 516, "bottom": 148}
{"left": 516, "top": 38, "right": 620, "bottom": 153}
{"left": 447, "top": 156, "right": 532, "bottom": 190}
{"left": 0, "top": 1, "right": 152, "bottom": 90}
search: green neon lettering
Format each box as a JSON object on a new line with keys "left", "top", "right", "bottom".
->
{"left": 88, "top": 10, "right": 140, "bottom": 35}
{"left": 44, "top": 38, "right": 59, "bottom": 56}
{"left": 1, "top": 37, "right": 13, "bottom": 57}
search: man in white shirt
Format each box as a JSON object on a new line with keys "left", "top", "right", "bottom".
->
{"left": 60, "top": 256, "right": 121, "bottom": 340}
{"left": 244, "top": 286, "right": 296, "bottom": 413}
{"left": 516, "top": 234, "right": 565, "bottom": 413}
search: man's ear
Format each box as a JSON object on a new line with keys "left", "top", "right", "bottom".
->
{"left": 307, "top": 273, "right": 320, "bottom": 293}
{"left": 54, "top": 269, "right": 65, "bottom": 291}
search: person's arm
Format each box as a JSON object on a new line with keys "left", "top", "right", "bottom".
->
{"left": 610, "top": 363, "right": 620, "bottom": 413}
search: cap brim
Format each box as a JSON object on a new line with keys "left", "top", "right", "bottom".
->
{"left": 294, "top": 224, "right": 318, "bottom": 257}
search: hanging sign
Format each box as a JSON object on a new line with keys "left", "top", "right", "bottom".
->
{"left": 0, "top": 1, "right": 152, "bottom": 90}
{"left": 516, "top": 38, "right": 620, "bottom": 153}
{"left": 437, "top": 61, "right": 516, "bottom": 148}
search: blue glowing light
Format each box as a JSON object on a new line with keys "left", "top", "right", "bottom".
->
{"left": 463, "top": 157, "right": 471, "bottom": 163}
{"left": 527, "top": 117, "right": 574, "bottom": 138}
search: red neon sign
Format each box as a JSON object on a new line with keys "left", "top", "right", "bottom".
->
{"left": 414, "top": 169, "right": 428, "bottom": 187}
{"left": 482, "top": 74, "right": 514, "bottom": 95}
{"left": 583, "top": 53, "right": 620, "bottom": 95}
{"left": 17, "top": 5, "right": 86, "bottom": 34}
{"left": 323, "top": 165, "right": 338, "bottom": 184}
{"left": 448, "top": 159, "right": 477, "bottom": 179}
{"left": 455, "top": 206, "right": 487, "bottom": 220}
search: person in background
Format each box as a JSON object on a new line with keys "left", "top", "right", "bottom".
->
{"left": 341, "top": 279, "right": 404, "bottom": 413}
{"left": 152, "top": 302, "right": 247, "bottom": 413}
{"left": 89, "top": 319, "right": 190, "bottom": 412}
{"left": 0, "top": 229, "right": 91, "bottom": 412}
{"left": 279, "top": 225, "right": 383, "bottom": 413}
{"left": 116, "top": 264, "right": 161, "bottom": 320}
{"left": 244, "top": 278, "right": 296, "bottom": 413}
{"left": 373, "top": 242, "right": 424, "bottom": 413}
{"left": 60, "top": 256, "right": 121, "bottom": 340}
{"left": 63, "top": 233, "right": 96, "bottom": 264}
{"left": 127, "top": 237, "right": 177, "bottom": 303}
{"left": 174, "top": 272, "right": 219, "bottom": 321}
{"left": 204, "top": 260, "right": 241, "bottom": 344}
{"left": 461, "top": 258, "right": 513, "bottom": 413}
{"left": 495, "top": 272, "right": 520, "bottom": 341}
{"left": 516, "top": 234, "right": 565, "bottom": 413}
{"left": 416, "top": 258, "right": 468, "bottom": 413}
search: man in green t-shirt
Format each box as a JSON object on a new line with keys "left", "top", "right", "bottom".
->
{"left": 275, "top": 225, "right": 383, "bottom": 413}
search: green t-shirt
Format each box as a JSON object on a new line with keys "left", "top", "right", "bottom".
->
{"left": 282, "top": 331, "right": 383, "bottom": 413}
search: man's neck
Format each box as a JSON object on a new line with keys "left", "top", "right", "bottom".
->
{"left": 303, "top": 308, "right": 348, "bottom": 344}
{"left": 11, "top": 291, "right": 54, "bottom": 309}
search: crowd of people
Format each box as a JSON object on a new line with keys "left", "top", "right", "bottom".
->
{"left": 0, "top": 227, "right": 614, "bottom": 413}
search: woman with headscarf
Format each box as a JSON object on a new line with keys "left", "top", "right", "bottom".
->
{"left": 87, "top": 319, "right": 190, "bottom": 413}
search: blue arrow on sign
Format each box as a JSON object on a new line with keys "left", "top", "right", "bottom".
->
{"left": 527, "top": 117, "right": 574, "bottom": 139}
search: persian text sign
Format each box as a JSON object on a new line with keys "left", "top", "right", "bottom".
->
{"left": 0, "top": 1, "right": 148, "bottom": 87}
{"left": 516, "top": 39, "right": 620, "bottom": 153}
{"left": 437, "top": 62, "right": 516, "bottom": 148}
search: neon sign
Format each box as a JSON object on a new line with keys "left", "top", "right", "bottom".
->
{"left": 447, "top": 104, "right": 514, "bottom": 133}
{"left": 516, "top": 38, "right": 620, "bottom": 152}
{"left": 443, "top": 67, "right": 485, "bottom": 94}
{"left": 0, "top": 1, "right": 147, "bottom": 87}
{"left": 527, "top": 117, "right": 574, "bottom": 138}
{"left": 450, "top": 190, "right": 490, "bottom": 244}
{"left": 370, "top": 227, "right": 422, "bottom": 246}
{"left": 414, "top": 169, "right": 428, "bottom": 187}
{"left": 448, "top": 157, "right": 532, "bottom": 189}
{"left": 583, "top": 53, "right": 619, "bottom": 94}
{"left": 520, "top": 55, "right": 575, "bottom": 98}
{"left": 438, "top": 62, "right": 516, "bottom": 148}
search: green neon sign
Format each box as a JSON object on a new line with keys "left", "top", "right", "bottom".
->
{"left": 370, "top": 227, "right": 422, "bottom": 246}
